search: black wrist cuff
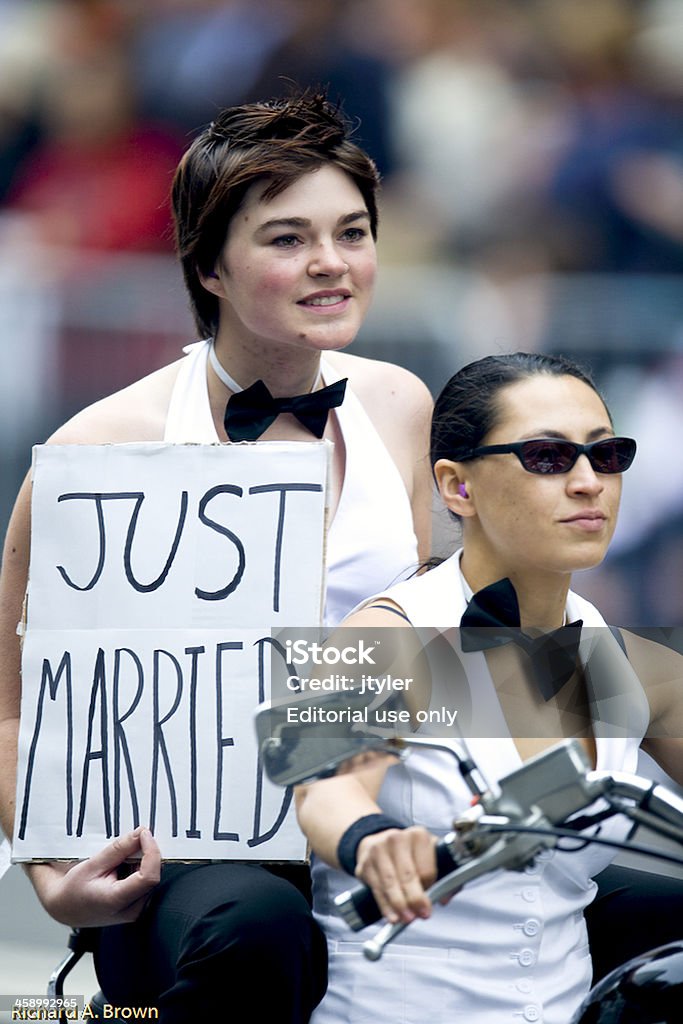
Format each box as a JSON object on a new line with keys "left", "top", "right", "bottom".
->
{"left": 337, "top": 813, "right": 405, "bottom": 876}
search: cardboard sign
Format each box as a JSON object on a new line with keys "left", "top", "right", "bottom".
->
{"left": 13, "top": 442, "right": 330, "bottom": 861}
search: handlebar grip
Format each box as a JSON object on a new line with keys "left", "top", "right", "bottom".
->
{"left": 334, "top": 834, "right": 462, "bottom": 931}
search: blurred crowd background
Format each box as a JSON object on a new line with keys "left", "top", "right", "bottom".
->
{"left": 1, "top": 0, "right": 683, "bottom": 625}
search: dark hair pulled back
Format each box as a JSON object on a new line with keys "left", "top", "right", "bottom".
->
{"left": 430, "top": 352, "right": 609, "bottom": 469}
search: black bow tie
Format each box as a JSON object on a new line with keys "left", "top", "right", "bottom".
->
{"left": 223, "top": 377, "right": 347, "bottom": 442}
{"left": 460, "top": 577, "right": 583, "bottom": 701}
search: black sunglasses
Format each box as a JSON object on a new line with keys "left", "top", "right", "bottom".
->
{"left": 460, "top": 436, "right": 637, "bottom": 475}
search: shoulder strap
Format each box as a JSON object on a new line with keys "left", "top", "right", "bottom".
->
{"left": 368, "top": 603, "right": 413, "bottom": 624}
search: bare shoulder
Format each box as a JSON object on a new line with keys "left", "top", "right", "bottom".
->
{"left": 326, "top": 351, "right": 433, "bottom": 440}
{"left": 326, "top": 351, "right": 434, "bottom": 557}
{"left": 50, "top": 359, "right": 185, "bottom": 446}
{"left": 623, "top": 630, "right": 683, "bottom": 689}
{"left": 342, "top": 599, "right": 412, "bottom": 631}
{"left": 328, "top": 350, "right": 432, "bottom": 412}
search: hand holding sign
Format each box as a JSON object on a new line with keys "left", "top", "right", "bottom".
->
{"left": 26, "top": 825, "right": 161, "bottom": 927}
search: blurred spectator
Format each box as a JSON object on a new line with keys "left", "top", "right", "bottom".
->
{"left": 634, "top": 0, "right": 683, "bottom": 98}
{"left": 130, "top": 0, "right": 294, "bottom": 132}
{"left": 364, "top": 1, "right": 570, "bottom": 360}
{"left": 130, "top": 0, "right": 395, "bottom": 176}
{"left": 244, "top": 0, "right": 396, "bottom": 176}
{"left": 0, "top": 214, "right": 60, "bottom": 436}
{"left": 609, "top": 353, "right": 683, "bottom": 553}
{"left": 380, "top": 0, "right": 538, "bottom": 259}
{"left": 6, "top": 45, "right": 182, "bottom": 253}
{"left": 535, "top": 0, "right": 683, "bottom": 272}
{"left": 0, "top": 1, "right": 55, "bottom": 201}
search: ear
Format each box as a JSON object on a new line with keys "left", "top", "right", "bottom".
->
{"left": 433, "top": 459, "right": 475, "bottom": 517}
{"left": 197, "top": 265, "right": 226, "bottom": 298}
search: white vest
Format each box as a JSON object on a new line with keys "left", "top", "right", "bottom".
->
{"left": 312, "top": 553, "right": 649, "bottom": 1024}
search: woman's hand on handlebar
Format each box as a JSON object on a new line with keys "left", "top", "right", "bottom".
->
{"left": 26, "top": 826, "right": 161, "bottom": 927}
{"left": 355, "top": 825, "right": 437, "bottom": 925}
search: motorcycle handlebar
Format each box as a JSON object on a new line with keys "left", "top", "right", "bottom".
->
{"left": 589, "top": 771, "right": 683, "bottom": 845}
{"left": 334, "top": 753, "right": 683, "bottom": 946}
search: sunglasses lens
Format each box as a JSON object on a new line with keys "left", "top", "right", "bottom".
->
{"left": 520, "top": 440, "right": 577, "bottom": 473}
{"left": 590, "top": 438, "right": 636, "bottom": 473}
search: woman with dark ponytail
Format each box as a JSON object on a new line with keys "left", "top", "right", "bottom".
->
{"left": 298, "top": 351, "right": 683, "bottom": 1023}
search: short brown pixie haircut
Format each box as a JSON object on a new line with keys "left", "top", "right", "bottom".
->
{"left": 171, "top": 89, "right": 381, "bottom": 340}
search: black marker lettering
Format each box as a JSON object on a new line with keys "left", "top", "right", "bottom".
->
{"left": 196, "top": 485, "right": 245, "bottom": 601}
{"left": 17, "top": 652, "right": 73, "bottom": 840}
{"left": 112, "top": 647, "right": 144, "bottom": 833}
{"left": 214, "top": 642, "right": 241, "bottom": 841}
{"left": 248, "top": 637, "right": 292, "bottom": 847}
{"left": 56, "top": 492, "right": 140, "bottom": 591}
{"left": 76, "top": 649, "right": 112, "bottom": 838}
{"left": 249, "top": 484, "right": 323, "bottom": 611}
{"left": 124, "top": 492, "right": 188, "bottom": 593}
{"left": 150, "top": 649, "right": 183, "bottom": 836}
{"left": 184, "top": 645, "right": 205, "bottom": 839}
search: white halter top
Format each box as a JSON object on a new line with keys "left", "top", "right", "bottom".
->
{"left": 163, "top": 340, "right": 420, "bottom": 626}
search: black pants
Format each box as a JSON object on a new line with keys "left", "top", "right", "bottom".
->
{"left": 93, "top": 863, "right": 327, "bottom": 1023}
{"left": 586, "top": 864, "right": 683, "bottom": 982}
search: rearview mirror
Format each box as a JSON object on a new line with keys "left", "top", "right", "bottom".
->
{"left": 254, "top": 686, "right": 408, "bottom": 787}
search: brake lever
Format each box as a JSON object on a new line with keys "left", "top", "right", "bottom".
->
{"left": 362, "top": 806, "right": 555, "bottom": 961}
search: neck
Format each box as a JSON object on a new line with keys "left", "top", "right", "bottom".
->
{"left": 212, "top": 333, "right": 323, "bottom": 397}
{"left": 460, "top": 551, "right": 571, "bottom": 630}
{"left": 509, "top": 575, "right": 570, "bottom": 631}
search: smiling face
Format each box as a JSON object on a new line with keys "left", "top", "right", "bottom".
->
{"left": 202, "top": 164, "right": 377, "bottom": 363}
{"left": 453, "top": 374, "right": 624, "bottom": 582}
